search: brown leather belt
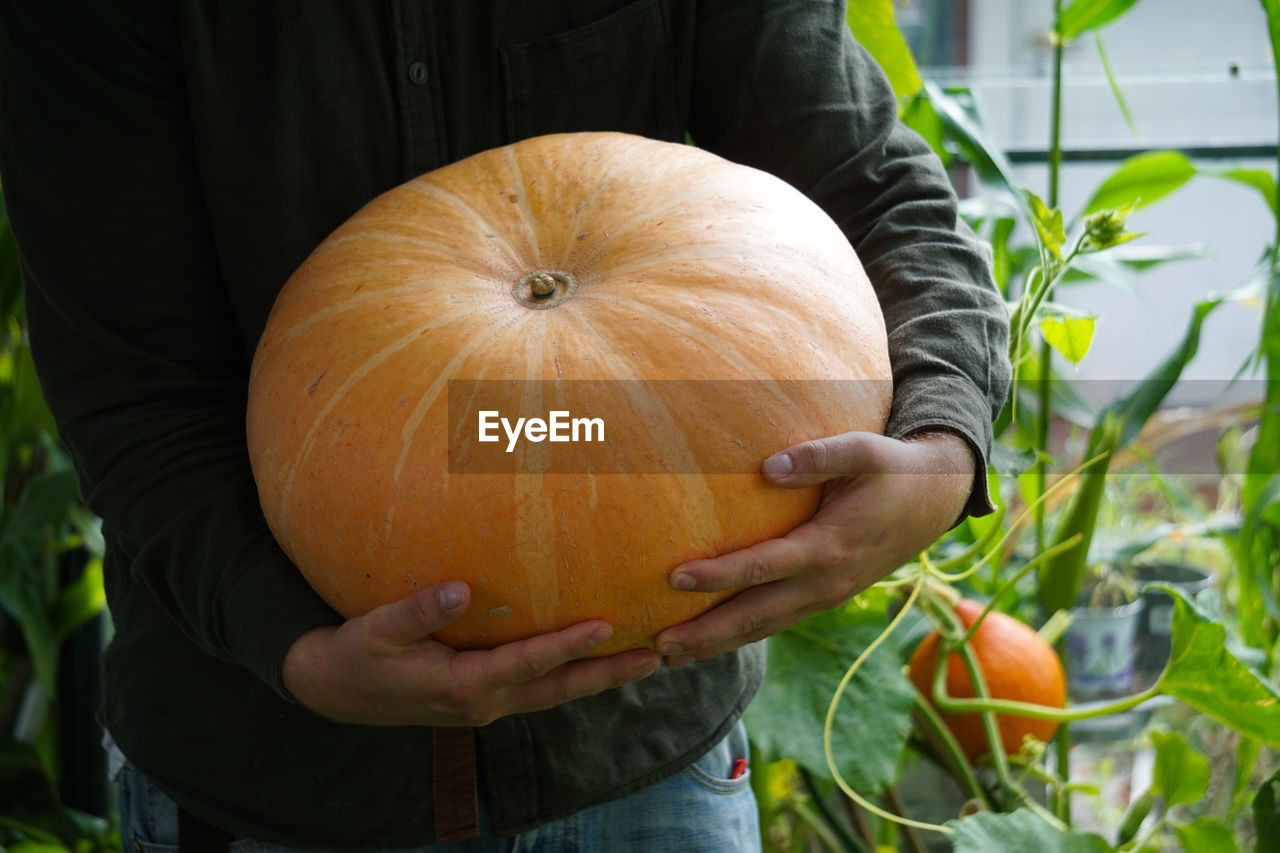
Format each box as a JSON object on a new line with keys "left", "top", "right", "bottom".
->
{"left": 175, "top": 727, "right": 479, "bottom": 849}
{"left": 432, "top": 726, "right": 480, "bottom": 842}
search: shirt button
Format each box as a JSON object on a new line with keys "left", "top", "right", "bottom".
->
{"left": 408, "top": 61, "right": 429, "bottom": 85}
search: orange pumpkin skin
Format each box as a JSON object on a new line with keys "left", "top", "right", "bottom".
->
{"left": 246, "top": 132, "right": 893, "bottom": 656}
{"left": 908, "top": 599, "right": 1066, "bottom": 761}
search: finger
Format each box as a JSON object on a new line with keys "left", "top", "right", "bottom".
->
{"left": 494, "top": 649, "right": 661, "bottom": 718}
{"left": 451, "top": 619, "right": 617, "bottom": 692}
{"left": 654, "top": 581, "right": 818, "bottom": 660}
{"left": 668, "top": 535, "right": 808, "bottom": 593}
{"left": 361, "top": 581, "right": 472, "bottom": 647}
{"left": 760, "top": 431, "right": 890, "bottom": 488}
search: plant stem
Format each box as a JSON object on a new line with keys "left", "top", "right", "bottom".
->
{"left": 931, "top": 680, "right": 1161, "bottom": 723}
{"left": 883, "top": 786, "right": 929, "bottom": 853}
{"left": 956, "top": 534, "right": 1082, "bottom": 649}
{"left": 1046, "top": 0, "right": 1070, "bottom": 821}
{"left": 789, "top": 799, "right": 854, "bottom": 853}
{"left": 799, "top": 768, "right": 872, "bottom": 853}
{"left": 912, "top": 693, "right": 992, "bottom": 806}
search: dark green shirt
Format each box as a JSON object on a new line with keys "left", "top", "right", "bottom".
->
{"left": 0, "top": 0, "right": 1010, "bottom": 846}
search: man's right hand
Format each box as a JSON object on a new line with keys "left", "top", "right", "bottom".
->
{"left": 281, "top": 581, "right": 662, "bottom": 727}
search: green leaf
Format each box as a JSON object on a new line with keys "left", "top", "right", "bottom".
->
{"left": 1095, "top": 33, "right": 1138, "bottom": 136}
{"left": 1105, "top": 295, "right": 1221, "bottom": 450}
{"left": 923, "top": 83, "right": 1027, "bottom": 218}
{"left": 49, "top": 556, "right": 105, "bottom": 641}
{"left": 743, "top": 603, "right": 914, "bottom": 794}
{"left": 1205, "top": 166, "right": 1278, "bottom": 214}
{"left": 1065, "top": 243, "right": 1214, "bottom": 296}
{"left": 0, "top": 190, "right": 24, "bottom": 325}
{"left": 1081, "top": 150, "right": 1197, "bottom": 217}
{"left": 1038, "top": 312, "right": 1096, "bottom": 364}
{"left": 1057, "top": 0, "right": 1142, "bottom": 43}
{"left": 1172, "top": 816, "right": 1240, "bottom": 853}
{"left": 1254, "top": 769, "right": 1280, "bottom": 853}
{"left": 0, "top": 551, "right": 58, "bottom": 695}
{"left": 846, "top": 0, "right": 923, "bottom": 103}
{"left": 947, "top": 809, "right": 1111, "bottom": 853}
{"left": 901, "top": 91, "right": 948, "bottom": 165}
{"left": 1156, "top": 587, "right": 1280, "bottom": 748}
{"left": 1147, "top": 729, "right": 1210, "bottom": 806}
{"left": 1026, "top": 190, "right": 1067, "bottom": 263}
{"left": 0, "top": 469, "right": 81, "bottom": 552}
{"left": 1230, "top": 736, "right": 1261, "bottom": 823}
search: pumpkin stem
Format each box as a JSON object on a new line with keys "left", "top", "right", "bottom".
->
{"left": 513, "top": 270, "right": 577, "bottom": 309}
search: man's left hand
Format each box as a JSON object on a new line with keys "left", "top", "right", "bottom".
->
{"left": 653, "top": 430, "right": 976, "bottom": 666}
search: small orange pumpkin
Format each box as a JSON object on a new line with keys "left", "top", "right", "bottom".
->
{"left": 246, "top": 132, "right": 892, "bottom": 655}
{"left": 908, "top": 599, "right": 1066, "bottom": 761}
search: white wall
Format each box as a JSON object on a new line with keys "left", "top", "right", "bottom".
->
{"left": 943, "top": 0, "right": 1277, "bottom": 405}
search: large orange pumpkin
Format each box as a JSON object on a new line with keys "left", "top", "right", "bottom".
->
{"left": 908, "top": 599, "right": 1066, "bottom": 761}
{"left": 246, "top": 132, "right": 892, "bottom": 655}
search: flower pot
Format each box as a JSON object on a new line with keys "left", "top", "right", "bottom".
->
{"left": 1064, "top": 597, "right": 1146, "bottom": 701}
{"left": 1132, "top": 562, "right": 1215, "bottom": 681}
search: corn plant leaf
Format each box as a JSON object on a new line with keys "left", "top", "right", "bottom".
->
{"left": 1038, "top": 312, "right": 1096, "bottom": 365}
{"left": 1147, "top": 729, "right": 1210, "bottom": 806}
{"left": 743, "top": 602, "right": 913, "bottom": 795}
{"left": 1205, "top": 166, "right": 1278, "bottom": 214}
{"left": 846, "top": 0, "right": 923, "bottom": 104}
{"left": 1155, "top": 586, "right": 1280, "bottom": 748}
{"left": 1081, "top": 150, "right": 1197, "bottom": 217}
{"left": 924, "top": 82, "right": 1027, "bottom": 219}
{"left": 901, "top": 91, "right": 948, "bottom": 165}
{"left": 0, "top": 187, "right": 23, "bottom": 323}
{"left": 1105, "top": 295, "right": 1221, "bottom": 449}
{"left": 1254, "top": 769, "right": 1280, "bottom": 853}
{"left": 1057, "top": 0, "right": 1142, "bottom": 43}
{"left": 1172, "top": 816, "right": 1240, "bottom": 853}
{"left": 1231, "top": 736, "right": 1262, "bottom": 826}
{"left": 49, "top": 556, "right": 105, "bottom": 641}
{"left": 1095, "top": 33, "right": 1138, "bottom": 136}
{"left": 0, "top": 469, "right": 80, "bottom": 552}
{"left": 0, "top": 550, "right": 58, "bottom": 695}
{"left": 947, "top": 808, "right": 1111, "bottom": 853}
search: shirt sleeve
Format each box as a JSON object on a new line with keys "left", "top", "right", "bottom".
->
{"left": 0, "top": 2, "right": 342, "bottom": 693}
{"left": 688, "top": 0, "right": 1011, "bottom": 517}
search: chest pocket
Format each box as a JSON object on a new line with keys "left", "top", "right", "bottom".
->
{"left": 501, "top": 0, "right": 684, "bottom": 143}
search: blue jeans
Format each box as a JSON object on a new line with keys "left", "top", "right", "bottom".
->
{"left": 116, "top": 721, "right": 760, "bottom": 852}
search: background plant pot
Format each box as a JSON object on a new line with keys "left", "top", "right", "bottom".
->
{"left": 1064, "top": 597, "right": 1146, "bottom": 701}
{"left": 1132, "top": 562, "right": 1215, "bottom": 682}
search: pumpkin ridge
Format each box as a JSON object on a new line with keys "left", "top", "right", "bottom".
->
{"left": 278, "top": 306, "right": 474, "bottom": 521}
{"left": 499, "top": 145, "right": 546, "bottom": 267}
{"left": 388, "top": 310, "right": 537, "bottom": 485}
{"left": 323, "top": 229, "right": 504, "bottom": 276}
{"left": 403, "top": 178, "right": 524, "bottom": 270}
{"left": 554, "top": 137, "right": 655, "bottom": 265}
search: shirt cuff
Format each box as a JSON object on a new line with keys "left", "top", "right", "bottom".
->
{"left": 884, "top": 373, "right": 999, "bottom": 520}
{"left": 220, "top": 544, "right": 345, "bottom": 701}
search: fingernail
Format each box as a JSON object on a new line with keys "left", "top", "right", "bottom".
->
{"left": 436, "top": 582, "right": 466, "bottom": 611}
{"left": 665, "top": 654, "right": 696, "bottom": 668}
{"left": 762, "top": 452, "right": 794, "bottom": 478}
{"left": 670, "top": 572, "right": 696, "bottom": 591}
{"left": 635, "top": 659, "right": 660, "bottom": 678}
{"left": 588, "top": 626, "right": 613, "bottom": 649}
{"left": 657, "top": 641, "right": 683, "bottom": 656}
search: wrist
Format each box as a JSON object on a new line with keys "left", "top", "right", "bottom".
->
{"left": 280, "top": 624, "right": 338, "bottom": 707}
{"left": 902, "top": 428, "right": 978, "bottom": 524}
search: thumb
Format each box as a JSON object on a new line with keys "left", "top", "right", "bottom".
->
{"left": 362, "top": 580, "right": 471, "bottom": 646}
{"left": 760, "top": 431, "right": 888, "bottom": 488}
